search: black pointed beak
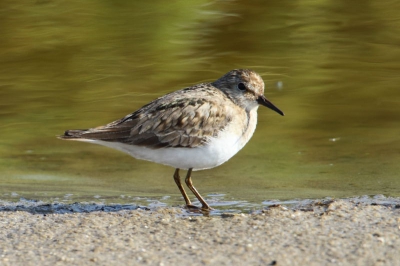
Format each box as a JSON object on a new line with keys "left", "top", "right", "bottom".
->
{"left": 257, "top": 95, "right": 284, "bottom": 116}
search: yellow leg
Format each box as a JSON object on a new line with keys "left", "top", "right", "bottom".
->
{"left": 173, "top": 168, "right": 193, "bottom": 207}
{"left": 184, "top": 168, "right": 211, "bottom": 210}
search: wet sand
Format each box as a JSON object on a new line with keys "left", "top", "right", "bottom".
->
{"left": 1, "top": 196, "right": 399, "bottom": 265}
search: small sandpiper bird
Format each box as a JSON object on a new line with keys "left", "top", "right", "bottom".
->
{"left": 59, "top": 69, "right": 284, "bottom": 210}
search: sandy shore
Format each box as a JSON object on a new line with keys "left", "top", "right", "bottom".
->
{"left": 1, "top": 196, "right": 399, "bottom": 265}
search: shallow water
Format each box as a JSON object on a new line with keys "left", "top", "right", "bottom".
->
{"left": 1, "top": 195, "right": 398, "bottom": 216}
{"left": 1, "top": 1, "right": 399, "bottom": 208}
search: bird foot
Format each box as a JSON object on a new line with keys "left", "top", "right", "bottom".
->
{"left": 185, "top": 204, "right": 214, "bottom": 212}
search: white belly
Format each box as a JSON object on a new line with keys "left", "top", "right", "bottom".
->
{"left": 85, "top": 131, "right": 242, "bottom": 170}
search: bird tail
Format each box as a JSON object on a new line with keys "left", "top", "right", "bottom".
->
{"left": 58, "top": 129, "right": 88, "bottom": 140}
{"left": 58, "top": 127, "right": 132, "bottom": 141}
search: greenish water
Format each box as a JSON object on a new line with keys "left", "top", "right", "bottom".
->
{"left": 1, "top": 1, "right": 399, "bottom": 209}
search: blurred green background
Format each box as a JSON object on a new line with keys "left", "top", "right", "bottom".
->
{"left": 0, "top": 1, "right": 399, "bottom": 208}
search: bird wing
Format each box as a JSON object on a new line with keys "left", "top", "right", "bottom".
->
{"left": 63, "top": 86, "right": 235, "bottom": 148}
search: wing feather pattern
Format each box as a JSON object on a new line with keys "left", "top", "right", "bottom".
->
{"left": 61, "top": 85, "right": 234, "bottom": 148}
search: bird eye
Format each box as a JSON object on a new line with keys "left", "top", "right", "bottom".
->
{"left": 237, "top": 83, "right": 246, "bottom": 91}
